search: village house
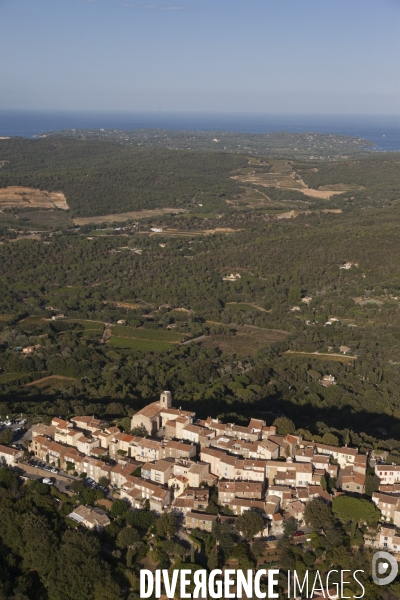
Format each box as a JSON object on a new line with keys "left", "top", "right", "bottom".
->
{"left": 168, "top": 474, "right": 189, "bottom": 497}
{"left": 286, "top": 500, "right": 306, "bottom": 524}
{"left": 171, "top": 487, "right": 210, "bottom": 516}
{"left": 185, "top": 511, "right": 217, "bottom": 532}
{"left": 141, "top": 458, "right": 175, "bottom": 485}
{"left": 173, "top": 459, "right": 210, "bottom": 488}
{"left": 218, "top": 480, "right": 264, "bottom": 505}
{"left": 0, "top": 444, "right": 23, "bottom": 467}
{"left": 200, "top": 447, "right": 228, "bottom": 475}
{"left": 372, "top": 492, "right": 400, "bottom": 526}
{"left": 31, "top": 423, "right": 57, "bottom": 439}
{"left": 339, "top": 466, "right": 366, "bottom": 494}
{"left": 70, "top": 415, "right": 108, "bottom": 434}
{"left": 161, "top": 439, "right": 196, "bottom": 460}
{"left": 120, "top": 476, "right": 172, "bottom": 513}
{"left": 235, "top": 459, "right": 266, "bottom": 482}
{"left": 182, "top": 423, "right": 212, "bottom": 445}
{"left": 228, "top": 498, "right": 266, "bottom": 517}
{"left": 68, "top": 505, "right": 110, "bottom": 530}
{"left": 54, "top": 427, "right": 84, "bottom": 448}
{"left": 295, "top": 446, "right": 315, "bottom": 462}
{"left": 261, "top": 425, "right": 277, "bottom": 439}
{"left": 375, "top": 464, "right": 400, "bottom": 485}
{"left": 379, "top": 483, "right": 400, "bottom": 494}
{"left": 77, "top": 435, "right": 101, "bottom": 456}
{"left": 310, "top": 443, "right": 359, "bottom": 468}
{"left": 365, "top": 526, "right": 400, "bottom": 553}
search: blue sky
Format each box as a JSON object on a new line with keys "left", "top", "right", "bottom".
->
{"left": 1, "top": 0, "right": 399, "bottom": 114}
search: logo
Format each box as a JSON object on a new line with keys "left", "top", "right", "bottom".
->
{"left": 372, "top": 551, "right": 398, "bottom": 586}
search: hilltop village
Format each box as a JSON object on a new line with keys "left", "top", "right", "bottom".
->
{"left": 1, "top": 391, "right": 398, "bottom": 549}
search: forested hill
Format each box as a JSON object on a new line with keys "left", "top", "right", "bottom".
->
{"left": 0, "top": 137, "right": 247, "bottom": 217}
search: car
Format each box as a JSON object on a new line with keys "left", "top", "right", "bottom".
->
{"left": 42, "top": 478, "right": 52, "bottom": 485}
{"left": 294, "top": 531, "right": 305, "bottom": 537}
{"left": 266, "top": 535, "right": 277, "bottom": 541}
{"left": 51, "top": 469, "right": 58, "bottom": 474}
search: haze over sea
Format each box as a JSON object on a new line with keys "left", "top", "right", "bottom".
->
{"left": 1, "top": 111, "right": 400, "bottom": 152}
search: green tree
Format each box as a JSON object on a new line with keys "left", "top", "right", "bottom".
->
{"left": 110, "top": 499, "right": 129, "bottom": 519}
{"left": 207, "top": 546, "right": 219, "bottom": 570}
{"left": 273, "top": 417, "right": 295, "bottom": 435}
{"left": 322, "top": 432, "right": 339, "bottom": 446}
{"left": 288, "top": 286, "right": 302, "bottom": 306}
{"left": 365, "top": 472, "right": 380, "bottom": 497}
{"left": 155, "top": 512, "right": 177, "bottom": 538}
{"left": 304, "top": 498, "right": 334, "bottom": 530}
{"left": 0, "top": 429, "right": 13, "bottom": 445}
{"left": 125, "top": 509, "right": 156, "bottom": 530}
{"left": 283, "top": 518, "right": 298, "bottom": 539}
{"left": 47, "top": 530, "right": 119, "bottom": 600}
{"left": 116, "top": 527, "right": 140, "bottom": 549}
{"left": 332, "top": 496, "right": 380, "bottom": 538}
{"left": 235, "top": 511, "right": 264, "bottom": 540}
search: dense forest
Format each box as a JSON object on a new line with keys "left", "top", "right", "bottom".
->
{"left": 2, "top": 205, "right": 400, "bottom": 453}
{"left": 0, "top": 137, "right": 247, "bottom": 217}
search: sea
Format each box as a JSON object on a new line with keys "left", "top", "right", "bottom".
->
{"left": 1, "top": 111, "right": 400, "bottom": 152}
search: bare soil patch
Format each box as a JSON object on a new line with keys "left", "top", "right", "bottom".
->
{"left": 0, "top": 187, "right": 69, "bottom": 209}
{"left": 24, "top": 375, "right": 76, "bottom": 390}
{"left": 232, "top": 159, "right": 352, "bottom": 200}
{"left": 73, "top": 207, "right": 188, "bottom": 226}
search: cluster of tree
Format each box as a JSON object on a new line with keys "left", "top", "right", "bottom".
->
{"left": 276, "top": 496, "right": 399, "bottom": 598}
{"left": 0, "top": 137, "right": 247, "bottom": 217}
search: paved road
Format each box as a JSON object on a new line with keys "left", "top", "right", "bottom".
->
{"left": 19, "top": 462, "right": 76, "bottom": 494}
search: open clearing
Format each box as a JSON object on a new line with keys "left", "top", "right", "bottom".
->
{"left": 73, "top": 207, "right": 188, "bottom": 226}
{"left": 200, "top": 324, "right": 288, "bottom": 356}
{"left": 107, "top": 336, "right": 173, "bottom": 352}
{"left": 232, "top": 159, "right": 358, "bottom": 200}
{"left": 0, "top": 187, "right": 69, "bottom": 209}
{"left": 141, "top": 227, "right": 240, "bottom": 237}
{"left": 24, "top": 375, "right": 76, "bottom": 390}
{"left": 110, "top": 325, "right": 187, "bottom": 343}
{"left": 284, "top": 350, "right": 356, "bottom": 363}
{"left": 107, "top": 325, "right": 189, "bottom": 352}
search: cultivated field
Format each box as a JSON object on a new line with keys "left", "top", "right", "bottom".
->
{"left": 107, "top": 336, "right": 173, "bottom": 352}
{"left": 200, "top": 324, "right": 288, "bottom": 356}
{"left": 107, "top": 325, "right": 189, "bottom": 352}
{"left": 110, "top": 325, "right": 186, "bottom": 343}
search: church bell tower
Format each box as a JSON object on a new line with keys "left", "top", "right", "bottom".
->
{"left": 160, "top": 390, "right": 172, "bottom": 409}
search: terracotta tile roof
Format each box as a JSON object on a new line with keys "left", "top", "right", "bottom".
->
{"left": 186, "top": 511, "right": 217, "bottom": 522}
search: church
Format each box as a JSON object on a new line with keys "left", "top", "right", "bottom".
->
{"left": 130, "top": 391, "right": 195, "bottom": 435}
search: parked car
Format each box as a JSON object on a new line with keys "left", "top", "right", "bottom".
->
{"left": 294, "top": 531, "right": 305, "bottom": 537}
{"left": 267, "top": 535, "right": 277, "bottom": 541}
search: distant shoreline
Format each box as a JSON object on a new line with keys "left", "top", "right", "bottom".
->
{"left": 1, "top": 111, "right": 400, "bottom": 151}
